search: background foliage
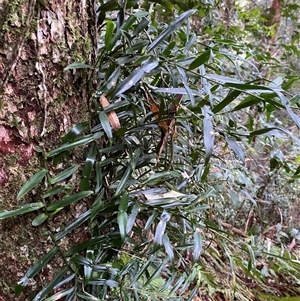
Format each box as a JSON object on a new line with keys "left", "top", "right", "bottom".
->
{"left": 1, "top": 0, "right": 300, "bottom": 300}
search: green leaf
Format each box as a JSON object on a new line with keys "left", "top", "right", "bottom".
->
{"left": 226, "top": 137, "right": 245, "bottom": 163}
{"left": 81, "top": 143, "right": 97, "bottom": 191}
{"left": 48, "top": 135, "right": 95, "bottom": 157}
{"left": 277, "top": 92, "right": 300, "bottom": 128}
{"left": 233, "top": 95, "right": 260, "bottom": 111}
{"left": 189, "top": 50, "right": 211, "bottom": 70}
{"left": 44, "top": 288, "right": 74, "bottom": 301}
{"left": 141, "top": 56, "right": 159, "bottom": 73}
{"left": 205, "top": 74, "right": 243, "bottom": 84}
{"left": 144, "top": 259, "right": 167, "bottom": 286}
{"left": 163, "top": 234, "right": 174, "bottom": 262}
{"left": 126, "top": 202, "right": 139, "bottom": 233}
{"left": 107, "top": 15, "right": 136, "bottom": 51}
{"left": 95, "top": 162, "right": 103, "bottom": 194}
{"left": 0, "top": 202, "right": 45, "bottom": 220}
{"left": 147, "top": 9, "right": 196, "bottom": 52}
{"left": 133, "top": 11, "right": 149, "bottom": 18}
{"left": 202, "top": 107, "right": 214, "bottom": 162}
{"left": 99, "top": 110, "right": 113, "bottom": 139}
{"left": 115, "top": 165, "right": 132, "bottom": 196}
{"left": 97, "top": 0, "right": 119, "bottom": 12}
{"left": 212, "top": 90, "right": 242, "bottom": 113}
{"left": 17, "top": 247, "right": 58, "bottom": 293}
{"left": 225, "top": 82, "right": 283, "bottom": 92}
{"left": 43, "top": 185, "right": 67, "bottom": 198}
{"left": 193, "top": 229, "right": 202, "bottom": 262}
{"left": 112, "top": 67, "right": 144, "bottom": 97}
{"left": 142, "top": 171, "right": 180, "bottom": 186}
{"left": 117, "top": 211, "right": 128, "bottom": 241}
{"left": 47, "top": 191, "right": 93, "bottom": 211}
{"left": 132, "top": 17, "right": 149, "bottom": 36}
{"left": 32, "top": 267, "right": 69, "bottom": 301}
{"left": 130, "top": 260, "right": 152, "bottom": 286}
{"left": 105, "top": 20, "right": 115, "bottom": 49}
{"left": 177, "top": 66, "right": 195, "bottom": 106}
{"left": 290, "top": 92, "right": 300, "bottom": 106}
{"left": 119, "top": 192, "right": 129, "bottom": 211}
{"left": 90, "top": 190, "right": 104, "bottom": 221}
{"left": 17, "top": 169, "right": 48, "bottom": 200}
{"left": 55, "top": 209, "right": 91, "bottom": 241}
{"left": 50, "top": 165, "right": 79, "bottom": 184}
{"left": 64, "top": 62, "right": 94, "bottom": 71}
{"left": 154, "top": 211, "right": 170, "bottom": 245}
{"left": 98, "top": 66, "right": 121, "bottom": 91}
{"left": 32, "top": 213, "right": 48, "bottom": 226}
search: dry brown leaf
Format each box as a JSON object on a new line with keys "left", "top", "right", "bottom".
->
{"left": 100, "top": 95, "right": 121, "bottom": 130}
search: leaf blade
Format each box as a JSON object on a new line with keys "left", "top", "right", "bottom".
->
{"left": 17, "top": 169, "right": 48, "bottom": 200}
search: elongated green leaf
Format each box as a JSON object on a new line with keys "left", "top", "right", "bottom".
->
{"left": 249, "top": 127, "right": 283, "bottom": 137}
{"left": 17, "top": 169, "right": 48, "bottom": 200}
{"left": 113, "top": 67, "right": 144, "bottom": 97}
{"left": 202, "top": 107, "right": 214, "bottom": 161}
{"left": 63, "top": 122, "right": 89, "bottom": 143}
{"left": 144, "top": 259, "right": 167, "bottom": 287}
{"left": 130, "top": 260, "right": 152, "bottom": 286}
{"left": 99, "top": 66, "right": 121, "bottom": 92}
{"left": 115, "top": 165, "right": 132, "bottom": 196}
{"left": 226, "top": 137, "right": 245, "bottom": 163}
{"left": 177, "top": 66, "right": 195, "bottom": 106}
{"left": 50, "top": 165, "right": 79, "bottom": 184}
{"left": 233, "top": 95, "right": 260, "bottom": 111}
{"left": 32, "top": 213, "right": 48, "bottom": 226}
{"left": 99, "top": 110, "right": 113, "bottom": 139}
{"left": 119, "top": 192, "right": 129, "bottom": 211}
{"left": 32, "top": 267, "right": 69, "bottom": 301}
{"left": 225, "top": 82, "right": 283, "bottom": 92}
{"left": 163, "top": 234, "right": 174, "bottom": 262}
{"left": 151, "top": 86, "right": 201, "bottom": 95}
{"left": 117, "top": 7, "right": 125, "bottom": 29}
{"left": 48, "top": 135, "right": 95, "bottom": 157}
{"left": 107, "top": 15, "right": 136, "bottom": 51}
{"left": 132, "top": 17, "right": 149, "bottom": 36}
{"left": 154, "top": 211, "right": 170, "bottom": 245}
{"left": 16, "top": 246, "right": 58, "bottom": 294}
{"left": 64, "top": 62, "right": 93, "bottom": 71}
{"left": 84, "top": 249, "right": 95, "bottom": 286}
{"left": 212, "top": 90, "right": 242, "bottom": 113}
{"left": 126, "top": 203, "right": 139, "bottom": 233}
{"left": 95, "top": 162, "right": 103, "bottom": 194}
{"left": 290, "top": 92, "right": 300, "bottom": 106}
{"left": 97, "top": 0, "right": 119, "bottom": 12}
{"left": 205, "top": 74, "right": 243, "bottom": 84}
{"left": 141, "top": 56, "right": 159, "bottom": 73}
{"left": 0, "top": 202, "right": 45, "bottom": 220}
{"left": 277, "top": 92, "right": 300, "bottom": 128}
{"left": 147, "top": 9, "right": 196, "bottom": 52}
{"left": 142, "top": 171, "right": 180, "bottom": 186}
{"left": 193, "top": 229, "right": 202, "bottom": 262}
{"left": 44, "top": 288, "right": 74, "bottom": 301}
{"left": 189, "top": 50, "right": 210, "bottom": 70}
{"left": 105, "top": 20, "right": 115, "bottom": 49}
{"left": 117, "top": 211, "right": 128, "bottom": 241}
{"left": 43, "top": 185, "right": 67, "bottom": 198}
{"left": 55, "top": 209, "right": 91, "bottom": 241}
{"left": 81, "top": 143, "right": 97, "bottom": 191}
{"left": 47, "top": 191, "right": 93, "bottom": 211}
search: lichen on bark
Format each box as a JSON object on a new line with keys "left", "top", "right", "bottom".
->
{"left": 0, "top": 0, "right": 97, "bottom": 299}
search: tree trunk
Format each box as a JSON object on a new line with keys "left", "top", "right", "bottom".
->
{"left": 0, "top": 0, "right": 96, "bottom": 299}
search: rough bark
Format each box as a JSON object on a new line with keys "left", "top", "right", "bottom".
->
{"left": 0, "top": 0, "right": 96, "bottom": 299}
